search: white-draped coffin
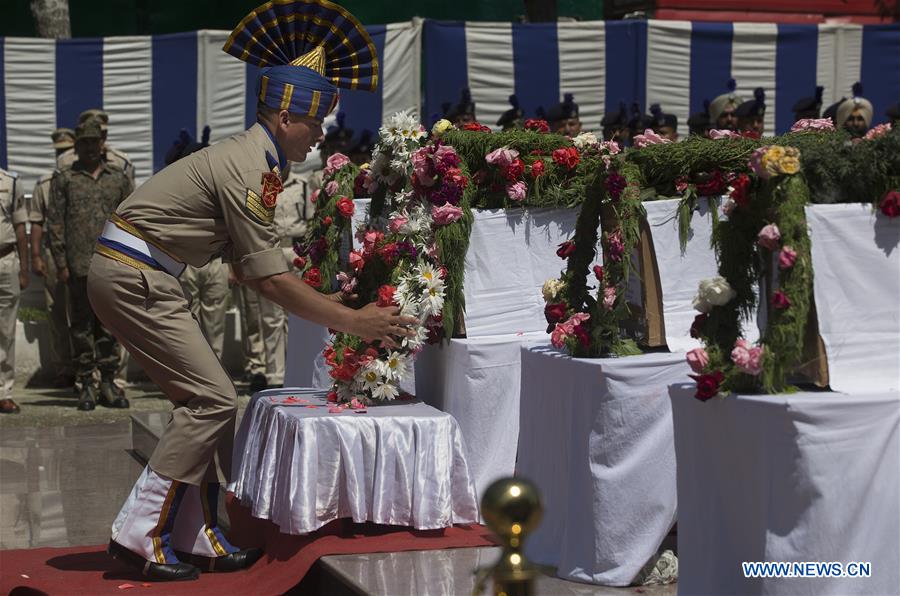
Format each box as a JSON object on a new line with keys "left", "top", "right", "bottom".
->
{"left": 230, "top": 389, "right": 479, "bottom": 534}
{"left": 806, "top": 203, "right": 900, "bottom": 393}
{"left": 416, "top": 207, "right": 593, "bottom": 499}
{"left": 670, "top": 385, "right": 900, "bottom": 596}
{"left": 517, "top": 346, "right": 687, "bottom": 586}
{"left": 644, "top": 197, "right": 760, "bottom": 352}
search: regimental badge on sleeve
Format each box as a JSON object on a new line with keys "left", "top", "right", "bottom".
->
{"left": 245, "top": 188, "right": 275, "bottom": 224}
{"left": 261, "top": 171, "right": 283, "bottom": 208}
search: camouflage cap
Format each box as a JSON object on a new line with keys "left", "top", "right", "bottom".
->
{"left": 78, "top": 108, "right": 109, "bottom": 130}
{"left": 75, "top": 119, "right": 104, "bottom": 140}
{"left": 51, "top": 127, "right": 76, "bottom": 149}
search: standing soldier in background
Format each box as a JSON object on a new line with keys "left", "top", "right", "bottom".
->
{"left": 59, "top": 109, "right": 135, "bottom": 388}
{"left": 58, "top": 109, "right": 135, "bottom": 186}
{"left": 48, "top": 120, "right": 134, "bottom": 411}
{"left": 445, "top": 88, "right": 477, "bottom": 128}
{"left": 649, "top": 104, "right": 678, "bottom": 142}
{"left": 601, "top": 101, "right": 630, "bottom": 145}
{"left": 735, "top": 88, "right": 766, "bottom": 138}
{"left": 547, "top": 93, "right": 582, "bottom": 137}
{"left": 836, "top": 83, "right": 873, "bottom": 139}
{"left": 0, "top": 167, "right": 29, "bottom": 414}
{"left": 687, "top": 100, "right": 712, "bottom": 137}
{"left": 29, "top": 128, "right": 77, "bottom": 389}
{"left": 496, "top": 95, "right": 524, "bottom": 131}
{"left": 791, "top": 86, "right": 824, "bottom": 123}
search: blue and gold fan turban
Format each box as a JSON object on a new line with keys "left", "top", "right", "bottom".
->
{"left": 223, "top": 0, "right": 378, "bottom": 121}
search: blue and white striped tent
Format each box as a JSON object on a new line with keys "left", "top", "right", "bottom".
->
{"left": 0, "top": 22, "right": 421, "bottom": 189}
{"left": 2, "top": 19, "right": 898, "bottom": 190}
{"left": 425, "top": 20, "right": 899, "bottom": 136}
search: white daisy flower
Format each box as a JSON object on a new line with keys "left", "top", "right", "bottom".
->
{"left": 359, "top": 362, "right": 381, "bottom": 392}
{"left": 371, "top": 381, "right": 400, "bottom": 401}
{"left": 421, "top": 286, "right": 445, "bottom": 318}
{"left": 377, "top": 352, "right": 408, "bottom": 382}
{"left": 417, "top": 263, "right": 441, "bottom": 288}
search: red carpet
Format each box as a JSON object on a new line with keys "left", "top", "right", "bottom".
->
{"left": 0, "top": 495, "right": 495, "bottom": 595}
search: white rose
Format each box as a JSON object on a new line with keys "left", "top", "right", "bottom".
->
{"left": 542, "top": 278, "right": 565, "bottom": 302}
{"left": 572, "top": 131, "right": 599, "bottom": 151}
{"left": 693, "top": 276, "right": 736, "bottom": 313}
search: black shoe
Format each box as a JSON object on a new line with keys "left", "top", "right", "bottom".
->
{"left": 98, "top": 380, "right": 130, "bottom": 408}
{"left": 108, "top": 540, "right": 200, "bottom": 582}
{"left": 77, "top": 384, "right": 97, "bottom": 411}
{"left": 248, "top": 373, "right": 268, "bottom": 394}
{"left": 174, "top": 548, "right": 264, "bottom": 573}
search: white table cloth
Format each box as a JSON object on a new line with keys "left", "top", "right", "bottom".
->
{"left": 230, "top": 388, "right": 479, "bottom": 535}
{"left": 669, "top": 384, "right": 900, "bottom": 595}
{"left": 806, "top": 203, "right": 900, "bottom": 393}
{"left": 516, "top": 346, "right": 688, "bottom": 586}
{"left": 644, "top": 198, "right": 759, "bottom": 351}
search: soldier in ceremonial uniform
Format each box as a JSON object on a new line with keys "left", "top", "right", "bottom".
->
{"left": 601, "top": 101, "right": 630, "bottom": 144}
{"left": 649, "top": 103, "right": 678, "bottom": 142}
{"left": 735, "top": 88, "right": 766, "bottom": 138}
{"left": 48, "top": 120, "right": 133, "bottom": 411}
{"left": 708, "top": 78, "right": 743, "bottom": 132}
{"left": 445, "top": 88, "right": 477, "bottom": 128}
{"left": 627, "top": 103, "right": 653, "bottom": 139}
{"left": 91, "top": 0, "right": 416, "bottom": 581}
{"left": 58, "top": 109, "right": 135, "bottom": 187}
{"left": 547, "top": 93, "right": 582, "bottom": 137}
{"left": 0, "top": 167, "right": 29, "bottom": 414}
{"left": 791, "top": 86, "right": 824, "bottom": 123}
{"left": 836, "top": 83, "right": 873, "bottom": 139}
{"left": 687, "top": 101, "right": 712, "bottom": 138}
{"left": 823, "top": 97, "right": 845, "bottom": 127}
{"left": 496, "top": 94, "right": 524, "bottom": 131}
{"left": 29, "top": 128, "right": 77, "bottom": 389}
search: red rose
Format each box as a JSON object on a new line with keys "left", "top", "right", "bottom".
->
{"left": 880, "top": 190, "right": 900, "bottom": 218}
{"left": 696, "top": 169, "right": 726, "bottom": 197}
{"left": 524, "top": 119, "right": 549, "bottom": 133}
{"left": 463, "top": 122, "right": 491, "bottom": 133}
{"left": 552, "top": 147, "right": 580, "bottom": 171}
{"left": 573, "top": 322, "right": 591, "bottom": 348}
{"left": 354, "top": 171, "right": 368, "bottom": 197}
{"left": 690, "top": 371, "right": 725, "bottom": 402}
{"left": 378, "top": 242, "right": 400, "bottom": 265}
{"left": 689, "top": 313, "right": 708, "bottom": 339}
{"left": 323, "top": 346, "right": 337, "bottom": 366}
{"left": 730, "top": 173, "right": 752, "bottom": 209}
{"left": 593, "top": 265, "right": 604, "bottom": 281}
{"left": 504, "top": 158, "right": 525, "bottom": 181}
{"left": 556, "top": 240, "right": 576, "bottom": 259}
{"left": 326, "top": 391, "right": 338, "bottom": 403}
{"left": 530, "top": 160, "right": 546, "bottom": 178}
{"left": 439, "top": 265, "right": 448, "bottom": 279}
{"left": 336, "top": 197, "right": 355, "bottom": 218}
{"left": 303, "top": 267, "right": 322, "bottom": 288}
{"left": 322, "top": 215, "right": 333, "bottom": 226}
{"left": 292, "top": 255, "right": 307, "bottom": 269}
{"left": 771, "top": 290, "right": 791, "bottom": 310}
{"left": 544, "top": 302, "right": 568, "bottom": 324}
{"left": 376, "top": 284, "right": 398, "bottom": 307}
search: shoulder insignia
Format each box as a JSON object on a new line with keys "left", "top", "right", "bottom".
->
{"left": 245, "top": 188, "right": 275, "bottom": 224}
{"left": 261, "top": 171, "right": 283, "bottom": 208}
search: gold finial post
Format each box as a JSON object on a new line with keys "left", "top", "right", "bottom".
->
{"left": 290, "top": 45, "right": 326, "bottom": 75}
{"left": 473, "top": 477, "right": 543, "bottom": 596}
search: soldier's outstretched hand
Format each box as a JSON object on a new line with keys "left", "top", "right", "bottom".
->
{"left": 353, "top": 303, "right": 418, "bottom": 349}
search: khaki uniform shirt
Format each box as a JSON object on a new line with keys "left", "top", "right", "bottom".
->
{"left": 0, "top": 169, "right": 27, "bottom": 250}
{"left": 48, "top": 162, "right": 133, "bottom": 277}
{"left": 29, "top": 172, "right": 53, "bottom": 223}
{"left": 58, "top": 145, "right": 135, "bottom": 186}
{"left": 117, "top": 123, "right": 289, "bottom": 281}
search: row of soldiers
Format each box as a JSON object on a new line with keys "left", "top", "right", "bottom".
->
{"left": 441, "top": 79, "right": 898, "bottom": 142}
{"left": 0, "top": 108, "right": 343, "bottom": 414}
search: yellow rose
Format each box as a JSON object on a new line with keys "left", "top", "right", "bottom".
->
{"left": 784, "top": 146, "right": 800, "bottom": 158}
{"left": 431, "top": 119, "right": 453, "bottom": 137}
{"left": 778, "top": 156, "right": 800, "bottom": 175}
{"left": 765, "top": 146, "right": 786, "bottom": 161}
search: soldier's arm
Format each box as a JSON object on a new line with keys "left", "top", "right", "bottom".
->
{"left": 11, "top": 178, "right": 29, "bottom": 288}
{"left": 29, "top": 179, "right": 47, "bottom": 275}
{"left": 46, "top": 173, "right": 68, "bottom": 272}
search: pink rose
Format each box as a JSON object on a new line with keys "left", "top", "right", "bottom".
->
{"left": 310, "top": 189, "right": 320, "bottom": 203}
{"left": 757, "top": 224, "right": 781, "bottom": 250}
{"left": 709, "top": 129, "right": 741, "bottom": 140}
{"left": 601, "top": 140, "right": 621, "bottom": 155}
{"left": 325, "top": 180, "right": 339, "bottom": 196}
{"left": 348, "top": 251, "right": 364, "bottom": 272}
{"left": 324, "top": 152, "right": 350, "bottom": 176}
{"left": 778, "top": 246, "right": 797, "bottom": 269}
{"left": 603, "top": 286, "right": 616, "bottom": 310}
{"left": 336, "top": 272, "right": 358, "bottom": 294}
{"left": 772, "top": 290, "right": 791, "bottom": 310}
{"left": 432, "top": 204, "right": 463, "bottom": 225}
{"left": 349, "top": 398, "right": 366, "bottom": 410}
{"left": 686, "top": 348, "right": 709, "bottom": 374}
{"left": 607, "top": 229, "right": 625, "bottom": 262}
{"left": 389, "top": 216, "right": 409, "bottom": 233}
{"left": 568, "top": 312, "right": 590, "bottom": 328}
{"left": 790, "top": 118, "right": 835, "bottom": 133}
{"left": 864, "top": 123, "right": 892, "bottom": 141}
{"left": 550, "top": 324, "right": 569, "bottom": 349}
{"left": 731, "top": 339, "right": 752, "bottom": 371}
{"left": 746, "top": 346, "right": 764, "bottom": 376}
{"left": 506, "top": 181, "right": 527, "bottom": 202}
{"left": 485, "top": 146, "right": 519, "bottom": 169}
{"left": 633, "top": 129, "right": 672, "bottom": 148}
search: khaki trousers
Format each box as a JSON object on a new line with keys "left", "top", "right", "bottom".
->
{"left": 42, "top": 250, "right": 73, "bottom": 376}
{"left": 236, "top": 285, "right": 265, "bottom": 376}
{"left": 0, "top": 252, "right": 19, "bottom": 400}
{"left": 88, "top": 254, "right": 236, "bottom": 485}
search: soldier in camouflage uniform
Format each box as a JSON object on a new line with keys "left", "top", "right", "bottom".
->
{"left": 29, "top": 128, "right": 76, "bottom": 388}
{"left": 58, "top": 109, "right": 135, "bottom": 186}
{"left": 48, "top": 120, "right": 133, "bottom": 410}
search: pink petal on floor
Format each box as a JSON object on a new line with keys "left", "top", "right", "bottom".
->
{"left": 328, "top": 407, "right": 343, "bottom": 413}
{"left": 118, "top": 584, "right": 135, "bottom": 590}
{"left": 20, "top": 575, "right": 29, "bottom": 579}
{"left": 141, "top": 583, "right": 152, "bottom": 588}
